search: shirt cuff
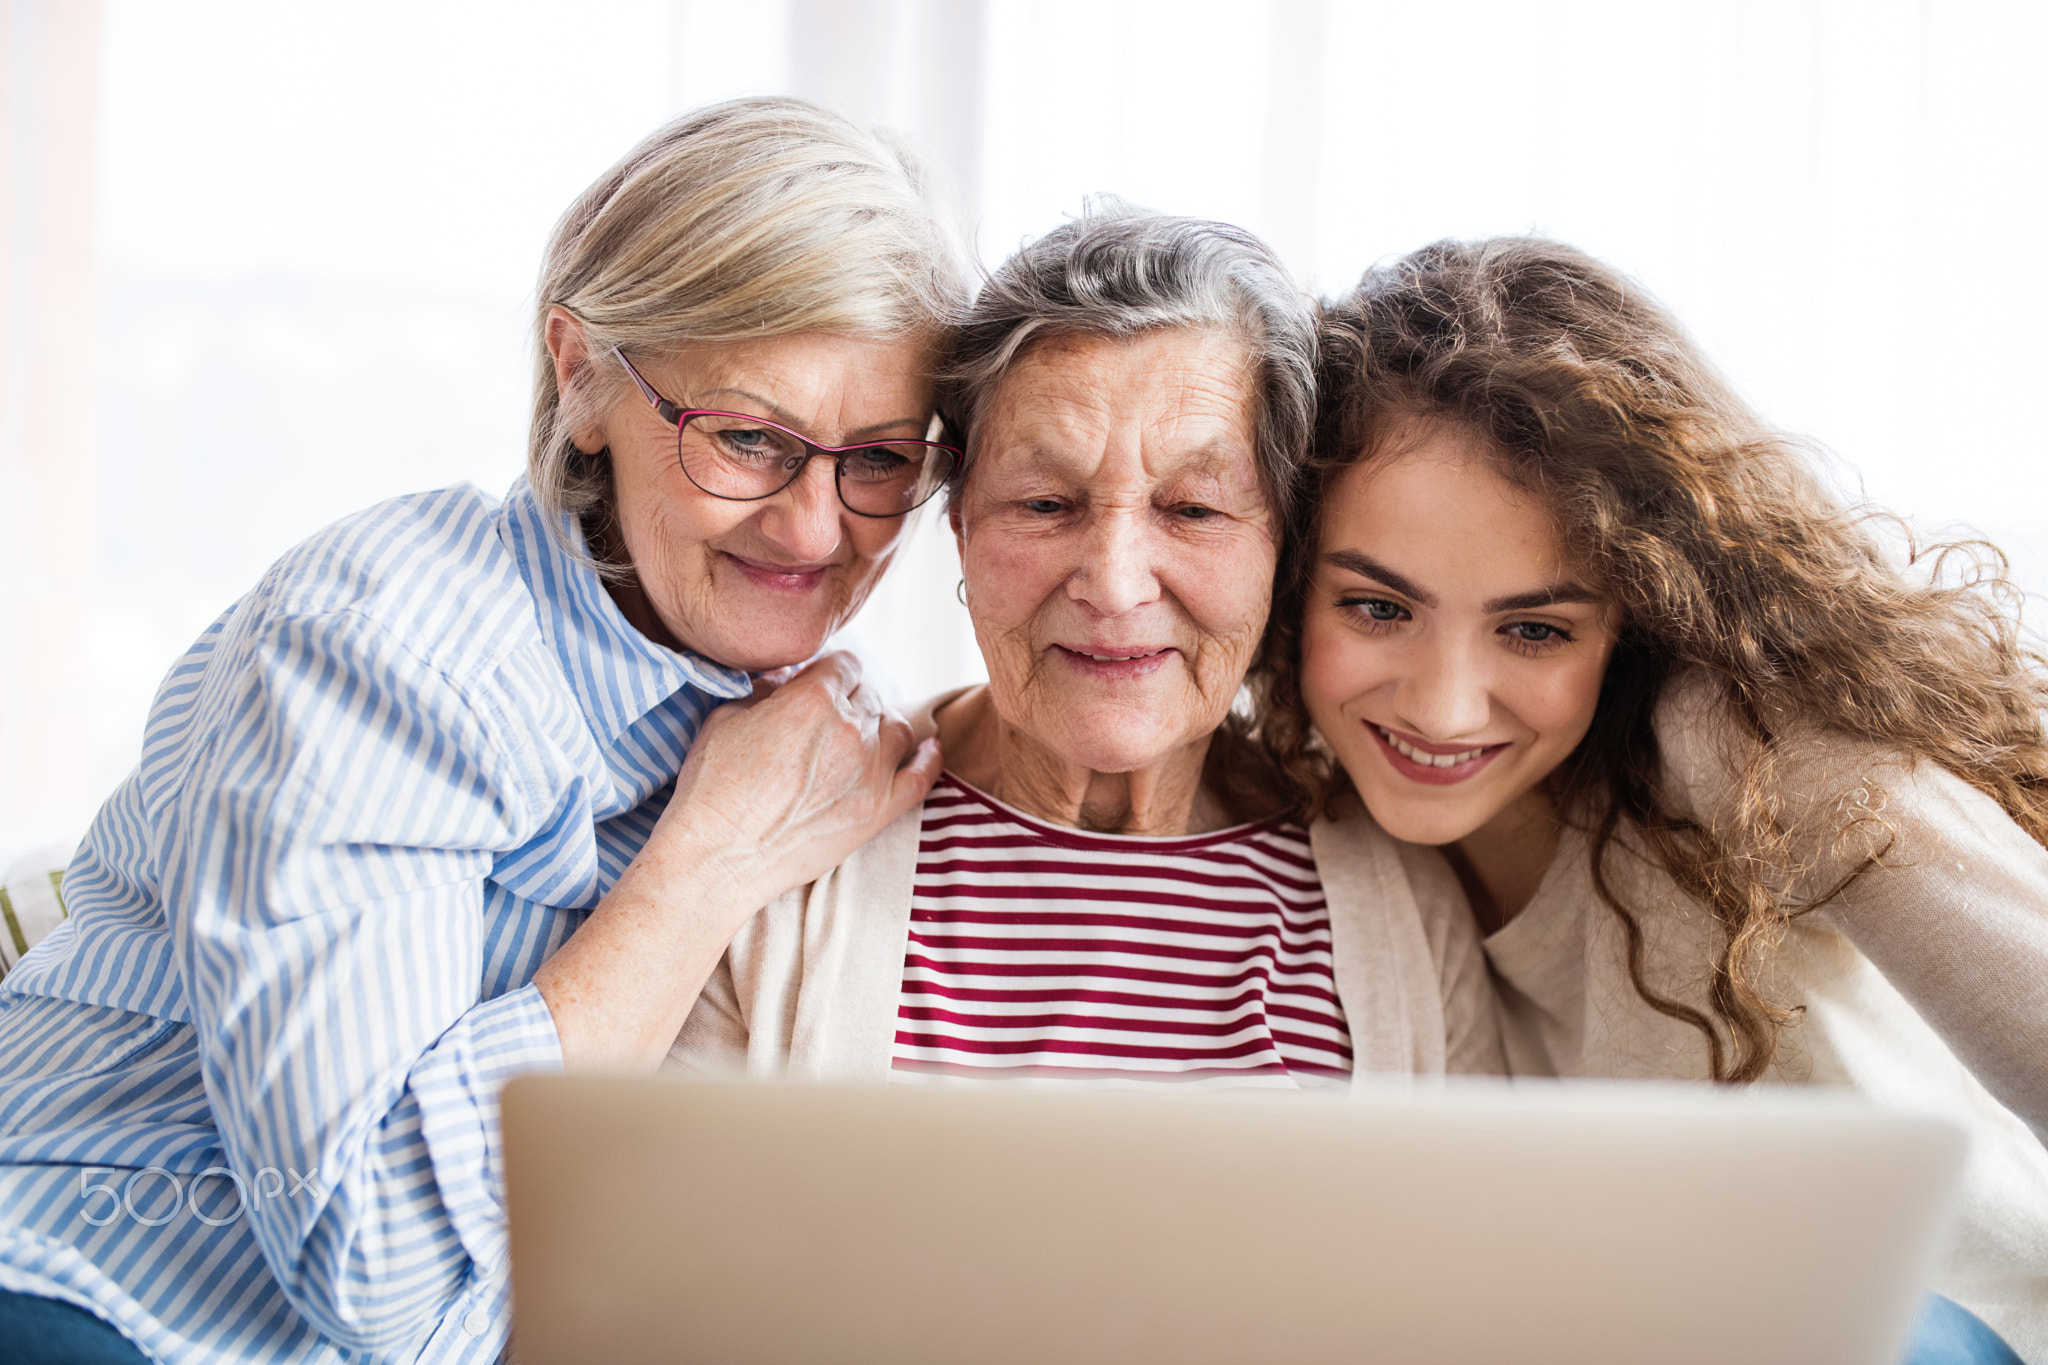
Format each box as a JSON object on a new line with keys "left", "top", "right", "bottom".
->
{"left": 409, "top": 982, "right": 564, "bottom": 1273}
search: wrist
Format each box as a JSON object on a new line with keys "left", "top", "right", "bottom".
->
{"left": 613, "top": 810, "right": 772, "bottom": 930}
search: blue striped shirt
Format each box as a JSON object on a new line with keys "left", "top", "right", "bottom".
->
{"left": 0, "top": 479, "right": 750, "bottom": 1361}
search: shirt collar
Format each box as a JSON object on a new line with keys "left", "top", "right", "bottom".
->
{"left": 500, "top": 477, "right": 753, "bottom": 748}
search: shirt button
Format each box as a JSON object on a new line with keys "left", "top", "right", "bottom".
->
{"left": 463, "top": 1310, "right": 490, "bottom": 1336}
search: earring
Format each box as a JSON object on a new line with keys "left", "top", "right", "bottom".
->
{"left": 955, "top": 579, "right": 968, "bottom": 607}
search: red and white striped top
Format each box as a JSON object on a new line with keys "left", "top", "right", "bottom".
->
{"left": 891, "top": 774, "right": 1352, "bottom": 1090}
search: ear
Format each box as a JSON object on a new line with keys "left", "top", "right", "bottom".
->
{"left": 544, "top": 306, "right": 609, "bottom": 455}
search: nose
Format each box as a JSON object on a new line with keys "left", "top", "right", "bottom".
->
{"left": 1394, "top": 632, "right": 1495, "bottom": 742}
{"left": 1065, "top": 506, "right": 1161, "bottom": 617}
{"left": 753, "top": 455, "right": 845, "bottom": 562}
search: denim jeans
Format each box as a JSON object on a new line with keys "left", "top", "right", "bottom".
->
{"left": 1907, "top": 1293, "right": 2026, "bottom": 1365}
{"left": 0, "top": 1289, "right": 151, "bottom": 1364}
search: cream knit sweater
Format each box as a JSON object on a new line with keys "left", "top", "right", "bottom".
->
{"left": 670, "top": 785, "right": 1505, "bottom": 1089}
{"left": 1478, "top": 672, "right": 2048, "bottom": 1359}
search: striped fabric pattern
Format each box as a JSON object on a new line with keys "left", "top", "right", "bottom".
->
{"left": 893, "top": 775, "right": 1352, "bottom": 1089}
{"left": 0, "top": 479, "right": 750, "bottom": 1363}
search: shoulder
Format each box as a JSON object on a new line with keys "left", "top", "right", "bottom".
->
{"left": 708, "top": 800, "right": 927, "bottom": 1080}
{"left": 742, "top": 799, "right": 926, "bottom": 950}
{"left": 144, "top": 486, "right": 557, "bottom": 809}
{"left": 239, "top": 483, "right": 537, "bottom": 690}
{"left": 916, "top": 684, "right": 984, "bottom": 744}
{"left": 1645, "top": 668, "right": 1748, "bottom": 814}
{"left": 1310, "top": 799, "right": 1506, "bottom": 1075}
{"left": 1310, "top": 800, "right": 1468, "bottom": 944}
{"left": 1309, "top": 794, "right": 1421, "bottom": 877}
{"left": 1648, "top": 666, "right": 1927, "bottom": 827}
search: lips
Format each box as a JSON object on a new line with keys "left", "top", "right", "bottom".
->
{"left": 1368, "top": 722, "right": 1508, "bottom": 786}
{"left": 721, "top": 550, "right": 833, "bottom": 591}
{"left": 1052, "top": 644, "right": 1175, "bottom": 679}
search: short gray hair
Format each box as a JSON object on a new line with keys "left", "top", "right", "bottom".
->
{"left": 940, "top": 200, "right": 1315, "bottom": 521}
{"left": 531, "top": 97, "right": 970, "bottom": 546}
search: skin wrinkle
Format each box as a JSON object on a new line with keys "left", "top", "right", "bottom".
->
{"left": 529, "top": 314, "right": 947, "bottom": 1072}
{"left": 943, "top": 329, "right": 1273, "bottom": 836}
{"left": 549, "top": 314, "right": 936, "bottom": 671}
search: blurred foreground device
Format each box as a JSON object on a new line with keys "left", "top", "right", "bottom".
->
{"left": 502, "top": 1075, "right": 1962, "bottom": 1365}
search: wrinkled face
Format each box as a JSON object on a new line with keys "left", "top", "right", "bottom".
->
{"left": 1299, "top": 417, "right": 1619, "bottom": 846}
{"left": 953, "top": 328, "right": 1275, "bottom": 774}
{"left": 569, "top": 328, "right": 936, "bottom": 671}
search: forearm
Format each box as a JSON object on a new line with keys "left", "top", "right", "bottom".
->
{"left": 533, "top": 821, "right": 768, "bottom": 1072}
{"left": 1662, "top": 692, "right": 2048, "bottom": 1141}
{"left": 1804, "top": 764, "right": 2048, "bottom": 1144}
{"left": 534, "top": 659, "right": 942, "bottom": 1070}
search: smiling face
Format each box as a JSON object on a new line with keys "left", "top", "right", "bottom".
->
{"left": 1299, "top": 416, "right": 1619, "bottom": 848}
{"left": 952, "top": 328, "right": 1275, "bottom": 778}
{"left": 555, "top": 319, "right": 937, "bottom": 671}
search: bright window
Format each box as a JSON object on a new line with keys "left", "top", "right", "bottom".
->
{"left": 5, "top": 0, "right": 2043, "bottom": 831}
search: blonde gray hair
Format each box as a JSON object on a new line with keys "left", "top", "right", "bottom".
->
{"left": 940, "top": 200, "right": 1315, "bottom": 523}
{"left": 530, "top": 96, "right": 970, "bottom": 544}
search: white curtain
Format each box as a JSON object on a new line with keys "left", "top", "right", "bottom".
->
{"left": 7, "top": 0, "right": 2045, "bottom": 826}
{"left": 2, "top": 0, "right": 101, "bottom": 842}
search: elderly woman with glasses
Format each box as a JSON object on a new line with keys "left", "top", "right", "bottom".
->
{"left": 0, "top": 99, "right": 962, "bottom": 1365}
{"left": 669, "top": 204, "right": 1503, "bottom": 1090}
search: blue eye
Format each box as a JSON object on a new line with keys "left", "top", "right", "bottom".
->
{"left": 1024, "top": 498, "right": 1063, "bottom": 514}
{"left": 840, "top": 445, "right": 913, "bottom": 484}
{"left": 686, "top": 412, "right": 805, "bottom": 469}
{"left": 1337, "top": 597, "right": 1406, "bottom": 627}
{"left": 1506, "top": 622, "right": 1568, "bottom": 643}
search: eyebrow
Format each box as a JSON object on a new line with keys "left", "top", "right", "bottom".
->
{"left": 702, "top": 387, "right": 928, "bottom": 442}
{"left": 1321, "top": 549, "right": 1603, "bottom": 614}
{"left": 1482, "top": 584, "right": 1606, "bottom": 613}
{"left": 1323, "top": 550, "right": 1436, "bottom": 607}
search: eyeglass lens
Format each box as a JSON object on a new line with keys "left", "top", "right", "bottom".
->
{"left": 678, "top": 412, "right": 955, "bottom": 516}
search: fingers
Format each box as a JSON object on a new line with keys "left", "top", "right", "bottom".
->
{"left": 791, "top": 649, "right": 864, "bottom": 697}
{"left": 698, "top": 697, "right": 753, "bottom": 732}
{"left": 778, "top": 651, "right": 890, "bottom": 730}
{"left": 879, "top": 711, "right": 917, "bottom": 766}
{"left": 885, "top": 737, "right": 945, "bottom": 819}
{"left": 846, "top": 677, "right": 888, "bottom": 724}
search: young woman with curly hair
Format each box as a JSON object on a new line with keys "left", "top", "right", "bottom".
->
{"left": 1266, "top": 237, "right": 2048, "bottom": 1362}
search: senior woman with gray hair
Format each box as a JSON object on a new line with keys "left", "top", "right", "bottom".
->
{"left": 0, "top": 99, "right": 961, "bottom": 1364}
{"left": 672, "top": 204, "right": 1503, "bottom": 1087}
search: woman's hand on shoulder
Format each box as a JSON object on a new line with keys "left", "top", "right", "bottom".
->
{"left": 649, "top": 650, "right": 942, "bottom": 909}
{"left": 536, "top": 651, "right": 939, "bottom": 1072}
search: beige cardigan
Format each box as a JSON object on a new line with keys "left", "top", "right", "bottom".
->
{"left": 669, "top": 795, "right": 1506, "bottom": 1087}
{"left": 1469, "top": 672, "right": 2048, "bottom": 1359}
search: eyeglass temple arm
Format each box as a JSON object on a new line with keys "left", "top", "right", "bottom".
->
{"left": 612, "top": 346, "right": 687, "bottom": 427}
{"left": 616, "top": 343, "right": 958, "bottom": 457}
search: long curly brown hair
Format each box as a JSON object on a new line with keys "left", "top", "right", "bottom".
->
{"left": 1263, "top": 236, "right": 2048, "bottom": 1081}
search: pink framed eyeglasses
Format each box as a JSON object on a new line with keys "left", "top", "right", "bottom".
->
{"left": 613, "top": 347, "right": 960, "bottom": 518}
